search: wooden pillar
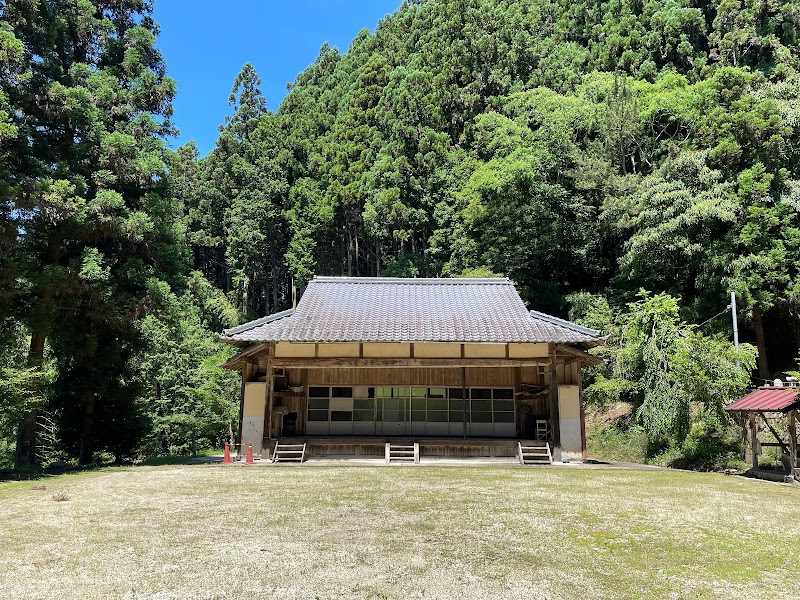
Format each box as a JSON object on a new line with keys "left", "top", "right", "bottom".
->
{"left": 236, "top": 362, "right": 251, "bottom": 456}
{"left": 578, "top": 361, "right": 587, "bottom": 462}
{"left": 461, "top": 366, "right": 467, "bottom": 440}
{"left": 265, "top": 344, "right": 275, "bottom": 456}
{"left": 749, "top": 412, "right": 758, "bottom": 470}
{"left": 549, "top": 352, "right": 562, "bottom": 463}
{"left": 789, "top": 410, "right": 797, "bottom": 470}
{"left": 741, "top": 413, "right": 749, "bottom": 463}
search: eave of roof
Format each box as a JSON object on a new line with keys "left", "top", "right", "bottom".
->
{"left": 529, "top": 310, "right": 602, "bottom": 337}
{"left": 218, "top": 343, "right": 269, "bottom": 370}
{"left": 725, "top": 387, "right": 800, "bottom": 413}
{"left": 222, "top": 308, "right": 294, "bottom": 337}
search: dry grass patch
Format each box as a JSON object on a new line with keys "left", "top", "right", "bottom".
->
{"left": 0, "top": 465, "right": 797, "bottom": 599}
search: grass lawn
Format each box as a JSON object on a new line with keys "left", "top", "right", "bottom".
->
{"left": 1, "top": 464, "right": 798, "bottom": 599}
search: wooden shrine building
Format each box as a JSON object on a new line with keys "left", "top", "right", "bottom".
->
{"left": 219, "top": 276, "right": 604, "bottom": 462}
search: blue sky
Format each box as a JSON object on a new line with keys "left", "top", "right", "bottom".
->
{"left": 153, "top": 1, "right": 402, "bottom": 155}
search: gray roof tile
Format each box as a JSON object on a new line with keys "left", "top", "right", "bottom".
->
{"left": 222, "top": 277, "right": 603, "bottom": 345}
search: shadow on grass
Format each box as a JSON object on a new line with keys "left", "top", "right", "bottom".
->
{"left": 136, "top": 450, "right": 223, "bottom": 466}
{"left": 0, "top": 470, "right": 59, "bottom": 483}
{"left": 1, "top": 449, "right": 224, "bottom": 479}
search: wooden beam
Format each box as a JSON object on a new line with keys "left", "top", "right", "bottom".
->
{"left": 555, "top": 344, "right": 603, "bottom": 366}
{"left": 220, "top": 343, "right": 271, "bottom": 370}
{"left": 750, "top": 412, "right": 758, "bottom": 470}
{"left": 789, "top": 410, "right": 797, "bottom": 469}
{"left": 758, "top": 411, "right": 789, "bottom": 455}
{"left": 271, "top": 357, "right": 551, "bottom": 369}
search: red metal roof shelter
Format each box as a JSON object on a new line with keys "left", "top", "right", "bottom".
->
{"left": 726, "top": 386, "right": 799, "bottom": 478}
{"left": 725, "top": 387, "right": 800, "bottom": 413}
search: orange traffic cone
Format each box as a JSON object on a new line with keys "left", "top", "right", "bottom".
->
{"left": 223, "top": 442, "right": 232, "bottom": 464}
{"left": 245, "top": 442, "right": 254, "bottom": 465}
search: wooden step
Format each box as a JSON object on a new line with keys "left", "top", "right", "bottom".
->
{"left": 518, "top": 442, "right": 552, "bottom": 465}
{"left": 272, "top": 442, "right": 307, "bottom": 463}
{"left": 385, "top": 442, "right": 420, "bottom": 464}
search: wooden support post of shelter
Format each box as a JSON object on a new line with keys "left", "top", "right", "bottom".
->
{"left": 749, "top": 412, "right": 758, "bottom": 470}
{"left": 789, "top": 410, "right": 797, "bottom": 470}
{"left": 741, "top": 413, "right": 749, "bottom": 463}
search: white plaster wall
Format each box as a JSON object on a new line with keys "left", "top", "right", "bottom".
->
{"left": 560, "top": 418, "right": 583, "bottom": 462}
{"left": 558, "top": 384, "right": 583, "bottom": 462}
{"left": 241, "top": 416, "right": 264, "bottom": 457}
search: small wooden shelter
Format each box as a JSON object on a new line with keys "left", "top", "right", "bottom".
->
{"left": 219, "top": 276, "right": 604, "bottom": 462}
{"left": 725, "top": 386, "right": 799, "bottom": 478}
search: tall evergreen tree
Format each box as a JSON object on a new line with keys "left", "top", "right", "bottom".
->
{"left": 1, "top": 0, "right": 182, "bottom": 465}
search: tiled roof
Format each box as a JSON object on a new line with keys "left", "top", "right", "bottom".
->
{"left": 221, "top": 276, "right": 604, "bottom": 345}
{"left": 725, "top": 387, "right": 800, "bottom": 413}
{"left": 222, "top": 309, "right": 294, "bottom": 336}
{"left": 529, "top": 310, "right": 603, "bottom": 343}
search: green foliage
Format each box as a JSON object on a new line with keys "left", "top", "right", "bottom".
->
{"left": 132, "top": 276, "right": 240, "bottom": 455}
{"left": 650, "top": 416, "right": 747, "bottom": 471}
{"left": 587, "top": 425, "right": 650, "bottom": 465}
{"left": 0, "top": 323, "right": 51, "bottom": 436}
{"left": 572, "top": 291, "right": 757, "bottom": 448}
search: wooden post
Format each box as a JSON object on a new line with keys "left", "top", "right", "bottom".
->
{"left": 741, "top": 413, "right": 749, "bottom": 463}
{"left": 749, "top": 412, "right": 758, "bottom": 470}
{"left": 549, "top": 352, "right": 561, "bottom": 463}
{"left": 789, "top": 410, "right": 797, "bottom": 470}
{"left": 265, "top": 344, "right": 275, "bottom": 455}
{"left": 236, "top": 362, "right": 250, "bottom": 458}
{"left": 578, "top": 360, "right": 587, "bottom": 462}
{"left": 462, "top": 366, "right": 467, "bottom": 439}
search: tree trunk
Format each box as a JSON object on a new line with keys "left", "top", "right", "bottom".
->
{"left": 752, "top": 305, "right": 769, "bottom": 380}
{"left": 271, "top": 252, "right": 278, "bottom": 310}
{"left": 14, "top": 413, "right": 38, "bottom": 469}
{"left": 242, "top": 276, "right": 249, "bottom": 316}
{"left": 355, "top": 234, "right": 360, "bottom": 276}
{"left": 78, "top": 389, "right": 96, "bottom": 466}
{"left": 15, "top": 234, "right": 62, "bottom": 470}
{"left": 347, "top": 229, "right": 353, "bottom": 277}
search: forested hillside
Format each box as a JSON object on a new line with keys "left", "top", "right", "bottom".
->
{"left": 1, "top": 0, "right": 799, "bottom": 469}
{"left": 193, "top": 0, "right": 799, "bottom": 372}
